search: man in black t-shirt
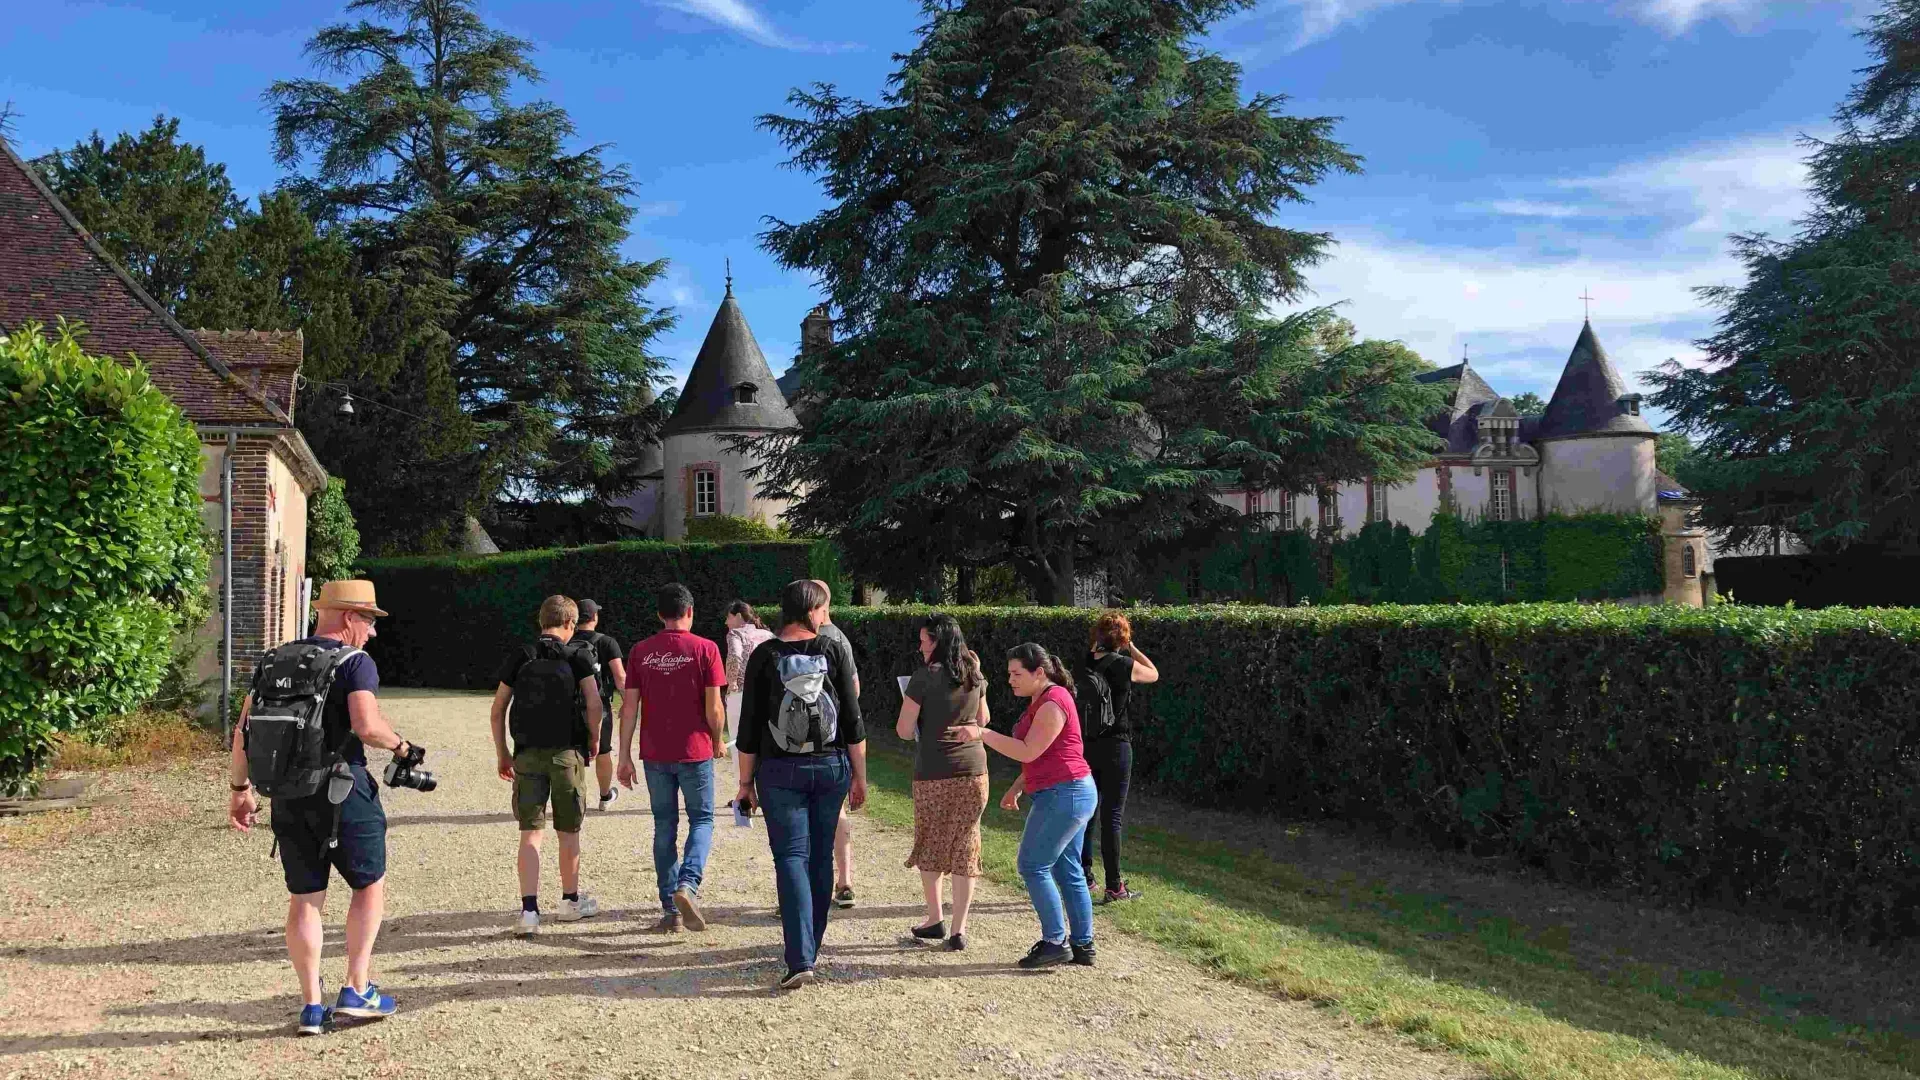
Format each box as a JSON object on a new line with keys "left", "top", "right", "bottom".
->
{"left": 226, "top": 579, "right": 411, "bottom": 1035}
{"left": 489, "top": 595, "right": 605, "bottom": 936}
{"left": 576, "top": 599, "right": 626, "bottom": 810}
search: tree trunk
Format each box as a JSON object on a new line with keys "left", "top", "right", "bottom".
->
{"left": 956, "top": 565, "right": 976, "bottom": 605}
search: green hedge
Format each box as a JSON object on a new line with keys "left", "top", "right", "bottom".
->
{"left": 1128, "top": 513, "right": 1663, "bottom": 605}
{"left": 832, "top": 602, "right": 1920, "bottom": 938}
{"left": 0, "top": 324, "right": 208, "bottom": 794}
{"left": 358, "top": 540, "right": 812, "bottom": 687}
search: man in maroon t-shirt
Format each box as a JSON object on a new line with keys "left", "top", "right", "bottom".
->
{"left": 617, "top": 582, "right": 727, "bottom": 932}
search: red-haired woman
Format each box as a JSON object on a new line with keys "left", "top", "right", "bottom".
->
{"left": 1079, "top": 610, "right": 1158, "bottom": 903}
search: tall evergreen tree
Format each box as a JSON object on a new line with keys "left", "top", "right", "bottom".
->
{"left": 34, "top": 117, "right": 479, "bottom": 554}
{"left": 1649, "top": 1, "right": 1920, "bottom": 552}
{"left": 753, "top": 0, "right": 1441, "bottom": 602}
{"left": 267, "top": 0, "right": 673, "bottom": 539}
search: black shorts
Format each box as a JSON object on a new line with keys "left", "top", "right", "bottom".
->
{"left": 271, "top": 764, "right": 388, "bottom": 895}
{"left": 598, "top": 702, "right": 615, "bottom": 754}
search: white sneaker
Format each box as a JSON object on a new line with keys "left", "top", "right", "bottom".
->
{"left": 556, "top": 894, "right": 600, "bottom": 922}
{"left": 514, "top": 909, "right": 540, "bottom": 936}
{"left": 598, "top": 788, "right": 620, "bottom": 811}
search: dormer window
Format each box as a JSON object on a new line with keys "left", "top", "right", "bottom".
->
{"left": 735, "top": 383, "right": 758, "bottom": 405}
{"left": 1618, "top": 393, "right": 1643, "bottom": 416}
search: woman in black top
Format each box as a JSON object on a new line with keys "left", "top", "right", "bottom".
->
{"left": 736, "top": 579, "right": 867, "bottom": 989}
{"left": 1079, "top": 610, "right": 1158, "bottom": 903}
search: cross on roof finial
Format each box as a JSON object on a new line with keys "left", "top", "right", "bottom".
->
{"left": 725, "top": 258, "right": 733, "bottom": 297}
{"left": 1579, "top": 288, "right": 1595, "bottom": 322}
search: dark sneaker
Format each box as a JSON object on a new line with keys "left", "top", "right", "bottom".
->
{"left": 1018, "top": 940, "right": 1070, "bottom": 970}
{"left": 778, "top": 967, "right": 817, "bottom": 990}
{"left": 296, "top": 1004, "right": 332, "bottom": 1036}
{"left": 1071, "top": 942, "right": 1097, "bottom": 967}
{"left": 1101, "top": 884, "right": 1140, "bottom": 904}
{"left": 911, "top": 920, "right": 947, "bottom": 940}
{"left": 652, "top": 912, "right": 682, "bottom": 934}
{"left": 674, "top": 888, "right": 709, "bottom": 931}
{"left": 334, "top": 983, "right": 395, "bottom": 1019}
{"left": 833, "top": 885, "right": 856, "bottom": 909}
{"left": 946, "top": 933, "right": 968, "bottom": 952}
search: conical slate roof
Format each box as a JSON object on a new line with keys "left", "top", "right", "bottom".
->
{"left": 1536, "top": 321, "right": 1653, "bottom": 439}
{"left": 661, "top": 285, "right": 798, "bottom": 436}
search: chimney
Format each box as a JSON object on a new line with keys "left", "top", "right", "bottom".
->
{"left": 801, "top": 304, "right": 833, "bottom": 356}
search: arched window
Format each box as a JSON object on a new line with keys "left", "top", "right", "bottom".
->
{"left": 1683, "top": 544, "right": 1698, "bottom": 579}
{"left": 735, "top": 383, "right": 758, "bottom": 405}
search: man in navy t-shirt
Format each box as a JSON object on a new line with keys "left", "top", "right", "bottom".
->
{"left": 227, "top": 580, "right": 414, "bottom": 1036}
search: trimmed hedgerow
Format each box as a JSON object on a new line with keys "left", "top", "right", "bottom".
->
{"left": 0, "top": 324, "right": 208, "bottom": 794}
{"left": 1126, "top": 513, "right": 1662, "bottom": 605}
{"left": 833, "top": 602, "right": 1920, "bottom": 938}
{"left": 358, "top": 541, "right": 811, "bottom": 687}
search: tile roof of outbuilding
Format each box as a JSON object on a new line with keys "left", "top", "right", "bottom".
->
{"left": 0, "top": 140, "right": 289, "bottom": 426}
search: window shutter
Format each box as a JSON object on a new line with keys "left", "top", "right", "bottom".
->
{"left": 684, "top": 465, "right": 695, "bottom": 520}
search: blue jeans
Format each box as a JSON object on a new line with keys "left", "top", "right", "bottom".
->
{"left": 1017, "top": 774, "right": 1098, "bottom": 946}
{"left": 643, "top": 760, "right": 716, "bottom": 913}
{"left": 757, "top": 752, "right": 851, "bottom": 973}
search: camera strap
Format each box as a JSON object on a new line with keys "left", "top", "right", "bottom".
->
{"left": 325, "top": 760, "right": 353, "bottom": 850}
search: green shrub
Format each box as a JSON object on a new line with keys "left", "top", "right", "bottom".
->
{"left": 833, "top": 602, "right": 1920, "bottom": 938}
{"left": 358, "top": 540, "right": 812, "bottom": 686}
{"left": 684, "top": 514, "right": 786, "bottom": 543}
{"left": 308, "top": 476, "right": 362, "bottom": 588}
{"left": 0, "top": 323, "right": 208, "bottom": 794}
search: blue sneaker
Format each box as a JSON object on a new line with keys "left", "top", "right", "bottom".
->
{"left": 297, "top": 1004, "right": 332, "bottom": 1036}
{"left": 334, "top": 983, "right": 396, "bottom": 1019}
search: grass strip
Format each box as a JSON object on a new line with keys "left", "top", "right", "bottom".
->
{"left": 858, "top": 743, "right": 1919, "bottom": 1080}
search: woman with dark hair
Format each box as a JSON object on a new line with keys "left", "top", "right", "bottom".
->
{"left": 723, "top": 601, "right": 774, "bottom": 749}
{"left": 948, "top": 643, "right": 1097, "bottom": 969}
{"left": 736, "top": 580, "right": 868, "bottom": 989}
{"left": 1079, "top": 610, "right": 1158, "bottom": 903}
{"left": 895, "top": 613, "right": 989, "bottom": 950}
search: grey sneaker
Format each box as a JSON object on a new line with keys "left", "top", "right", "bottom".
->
{"left": 833, "top": 885, "right": 856, "bottom": 909}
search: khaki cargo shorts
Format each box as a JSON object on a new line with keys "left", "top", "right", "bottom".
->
{"left": 512, "top": 747, "right": 588, "bottom": 833}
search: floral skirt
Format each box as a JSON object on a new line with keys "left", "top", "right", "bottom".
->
{"left": 905, "top": 774, "right": 989, "bottom": 877}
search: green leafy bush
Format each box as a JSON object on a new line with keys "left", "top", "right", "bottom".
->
{"left": 0, "top": 324, "right": 208, "bottom": 793}
{"left": 833, "top": 602, "right": 1920, "bottom": 938}
{"left": 308, "top": 476, "right": 362, "bottom": 588}
{"left": 684, "top": 514, "right": 786, "bottom": 543}
{"left": 359, "top": 540, "right": 812, "bottom": 686}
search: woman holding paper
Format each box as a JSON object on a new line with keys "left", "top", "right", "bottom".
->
{"left": 896, "top": 613, "right": 989, "bottom": 951}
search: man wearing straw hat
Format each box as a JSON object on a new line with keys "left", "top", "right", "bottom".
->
{"left": 227, "top": 579, "right": 412, "bottom": 1036}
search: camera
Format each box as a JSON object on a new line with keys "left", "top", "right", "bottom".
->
{"left": 384, "top": 743, "right": 437, "bottom": 792}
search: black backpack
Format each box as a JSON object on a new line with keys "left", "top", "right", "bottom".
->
{"left": 1076, "top": 660, "right": 1116, "bottom": 736}
{"left": 509, "top": 639, "right": 590, "bottom": 753}
{"left": 245, "top": 642, "right": 361, "bottom": 800}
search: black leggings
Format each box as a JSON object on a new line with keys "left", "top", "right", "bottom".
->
{"left": 1079, "top": 739, "right": 1132, "bottom": 894}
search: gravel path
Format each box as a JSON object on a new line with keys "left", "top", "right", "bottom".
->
{"left": 1, "top": 689, "right": 1473, "bottom": 1080}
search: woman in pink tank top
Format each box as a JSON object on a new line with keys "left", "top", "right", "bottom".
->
{"left": 947, "top": 643, "right": 1099, "bottom": 969}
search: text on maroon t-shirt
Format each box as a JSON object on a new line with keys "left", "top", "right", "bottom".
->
{"left": 626, "top": 630, "right": 727, "bottom": 762}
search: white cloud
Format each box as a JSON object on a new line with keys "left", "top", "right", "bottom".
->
{"left": 657, "top": 0, "right": 813, "bottom": 50}
{"left": 1276, "top": 0, "right": 1448, "bottom": 46}
{"left": 1630, "top": 0, "right": 1768, "bottom": 33}
{"left": 1290, "top": 130, "right": 1820, "bottom": 403}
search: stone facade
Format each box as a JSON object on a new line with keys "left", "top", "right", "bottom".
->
{"left": 1220, "top": 321, "right": 1703, "bottom": 605}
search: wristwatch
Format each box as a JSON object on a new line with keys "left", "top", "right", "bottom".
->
{"left": 230, "top": 781, "right": 251, "bottom": 792}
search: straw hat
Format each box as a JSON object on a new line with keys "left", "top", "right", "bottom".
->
{"left": 315, "top": 579, "right": 388, "bottom": 618}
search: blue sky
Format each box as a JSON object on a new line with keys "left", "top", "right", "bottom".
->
{"left": 0, "top": 0, "right": 1874, "bottom": 418}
